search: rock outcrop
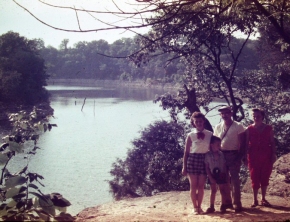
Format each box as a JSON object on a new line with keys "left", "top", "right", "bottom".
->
{"left": 243, "top": 153, "right": 290, "bottom": 199}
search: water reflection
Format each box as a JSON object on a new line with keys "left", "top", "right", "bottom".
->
{"left": 46, "top": 83, "right": 173, "bottom": 103}
{"left": 26, "top": 83, "right": 173, "bottom": 216}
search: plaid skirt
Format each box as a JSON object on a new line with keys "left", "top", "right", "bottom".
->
{"left": 187, "top": 153, "right": 206, "bottom": 175}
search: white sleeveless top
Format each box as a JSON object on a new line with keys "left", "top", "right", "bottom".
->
{"left": 188, "top": 129, "right": 212, "bottom": 154}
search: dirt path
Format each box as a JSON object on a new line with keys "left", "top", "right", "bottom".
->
{"left": 76, "top": 190, "right": 290, "bottom": 222}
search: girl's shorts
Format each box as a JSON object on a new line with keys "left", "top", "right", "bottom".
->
{"left": 187, "top": 153, "right": 206, "bottom": 175}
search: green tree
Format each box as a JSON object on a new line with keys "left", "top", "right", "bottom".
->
{"left": 0, "top": 32, "right": 49, "bottom": 105}
{"left": 109, "top": 120, "right": 189, "bottom": 200}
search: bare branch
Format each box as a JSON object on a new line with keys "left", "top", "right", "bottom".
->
{"left": 74, "top": 6, "right": 82, "bottom": 31}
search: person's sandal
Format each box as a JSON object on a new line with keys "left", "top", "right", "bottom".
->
{"left": 261, "top": 199, "right": 271, "bottom": 207}
{"left": 251, "top": 200, "right": 258, "bottom": 207}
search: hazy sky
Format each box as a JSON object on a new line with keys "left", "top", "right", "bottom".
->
{"left": 0, "top": 0, "right": 149, "bottom": 48}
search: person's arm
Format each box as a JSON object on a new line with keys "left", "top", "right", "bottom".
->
{"left": 182, "top": 135, "right": 191, "bottom": 176}
{"left": 239, "top": 128, "right": 249, "bottom": 165}
{"left": 205, "top": 162, "right": 216, "bottom": 184}
{"left": 270, "top": 126, "right": 277, "bottom": 164}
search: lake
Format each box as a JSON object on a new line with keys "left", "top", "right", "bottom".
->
{"left": 5, "top": 82, "right": 223, "bottom": 216}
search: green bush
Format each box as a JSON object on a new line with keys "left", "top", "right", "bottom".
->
{"left": 108, "top": 120, "right": 189, "bottom": 200}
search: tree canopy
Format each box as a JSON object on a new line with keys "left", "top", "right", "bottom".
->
{"left": 13, "top": 0, "right": 290, "bottom": 199}
{"left": 0, "top": 31, "right": 49, "bottom": 105}
{"left": 13, "top": 0, "right": 290, "bottom": 119}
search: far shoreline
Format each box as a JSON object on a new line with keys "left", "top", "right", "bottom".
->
{"left": 46, "top": 78, "right": 182, "bottom": 91}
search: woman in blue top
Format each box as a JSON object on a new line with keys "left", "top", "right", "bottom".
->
{"left": 182, "top": 112, "right": 213, "bottom": 215}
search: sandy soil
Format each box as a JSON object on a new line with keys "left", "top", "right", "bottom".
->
{"left": 76, "top": 190, "right": 290, "bottom": 222}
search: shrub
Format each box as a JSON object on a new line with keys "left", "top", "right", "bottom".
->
{"left": 108, "top": 120, "right": 189, "bottom": 200}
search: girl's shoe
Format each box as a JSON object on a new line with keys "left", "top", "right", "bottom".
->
{"left": 192, "top": 208, "right": 199, "bottom": 215}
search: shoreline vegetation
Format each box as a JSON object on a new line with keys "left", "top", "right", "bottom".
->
{"left": 0, "top": 79, "right": 180, "bottom": 122}
{"left": 46, "top": 78, "right": 182, "bottom": 90}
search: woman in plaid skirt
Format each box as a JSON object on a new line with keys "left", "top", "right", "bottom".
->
{"left": 182, "top": 112, "right": 213, "bottom": 215}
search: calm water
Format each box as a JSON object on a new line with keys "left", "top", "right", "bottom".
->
{"left": 29, "top": 83, "right": 174, "bottom": 216}
{"left": 4, "top": 83, "right": 223, "bottom": 216}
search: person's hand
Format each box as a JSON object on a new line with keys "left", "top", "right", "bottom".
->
{"left": 182, "top": 167, "right": 187, "bottom": 176}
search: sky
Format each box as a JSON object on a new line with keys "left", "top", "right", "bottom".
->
{"left": 0, "top": 0, "right": 149, "bottom": 48}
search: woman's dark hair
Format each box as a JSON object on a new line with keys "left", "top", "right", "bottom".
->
{"left": 252, "top": 108, "right": 265, "bottom": 120}
{"left": 190, "top": 112, "right": 206, "bottom": 127}
{"left": 210, "top": 135, "right": 221, "bottom": 144}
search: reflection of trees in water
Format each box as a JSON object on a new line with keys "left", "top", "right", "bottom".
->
{"left": 49, "top": 84, "right": 172, "bottom": 105}
{"left": 117, "top": 87, "right": 169, "bottom": 101}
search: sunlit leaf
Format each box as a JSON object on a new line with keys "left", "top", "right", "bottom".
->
{"left": 20, "top": 122, "right": 28, "bottom": 129}
{"left": 38, "top": 123, "right": 44, "bottom": 132}
{"left": 8, "top": 142, "right": 23, "bottom": 153}
{"left": 4, "top": 176, "right": 27, "bottom": 189}
{"left": 16, "top": 166, "right": 28, "bottom": 175}
{"left": 0, "top": 143, "right": 9, "bottom": 151}
{"left": 5, "top": 187, "right": 21, "bottom": 199}
{"left": 0, "top": 153, "right": 9, "bottom": 165}
{"left": 6, "top": 199, "right": 17, "bottom": 208}
{"left": 0, "top": 209, "right": 7, "bottom": 217}
{"left": 2, "top": 136, "right": 10, "bottom": 143}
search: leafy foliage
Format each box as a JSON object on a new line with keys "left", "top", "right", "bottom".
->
{"left": 108, "top": 120, "right": 189, "bottom": 200}
{"left": 108, "top": 0, "right": 290, "bottom": 200}
{"left": 0, "top": 105, "right": 75, "bottom": 221}
{"left": 129, "top": 0, "right": 290, "bottom": 156}
{"left": 0, "top": 32, "right": 49, "bottom": 105}
{"left": 40, "top": 38, "right": 185, "bottom": 83}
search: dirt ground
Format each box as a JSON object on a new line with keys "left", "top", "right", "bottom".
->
{"left": 76, "top": 190, "right": 290, "bottom": 222}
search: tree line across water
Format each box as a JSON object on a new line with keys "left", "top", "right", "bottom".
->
{"left": 1, "top": 1, "right": 290, "bottom": 219}
{"left": 40, "top": 36, "right": 259, "bottom": 83}
{"left": 0, "top": 30, "right": 259, "bottom": 105}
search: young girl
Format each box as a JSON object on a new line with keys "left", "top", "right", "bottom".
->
{"left": 204, "top": 136, "right": 233, "bottom": 214}
{"left": 182, "top": 112, "right": 213, "bottom": 215}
